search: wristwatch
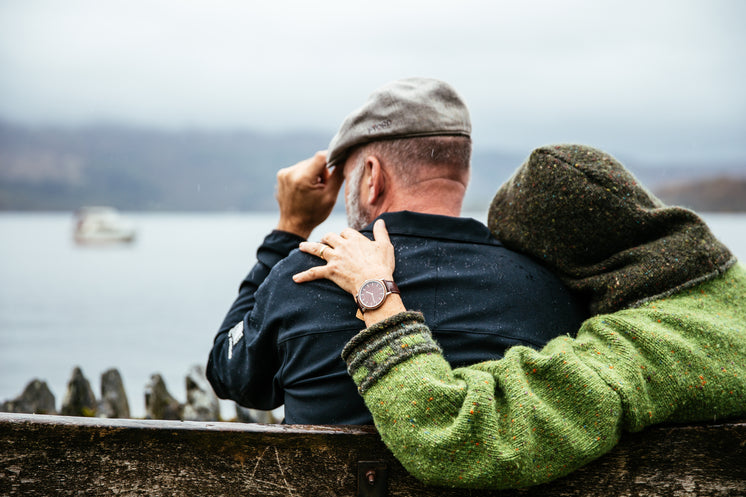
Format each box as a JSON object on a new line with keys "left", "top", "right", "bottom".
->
{"left": 356, "top": 279, "right": 400, "bottom": 313}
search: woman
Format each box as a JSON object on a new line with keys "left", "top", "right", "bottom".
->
{"left": 293, "top": 144, "right": 746, "bottom": 489}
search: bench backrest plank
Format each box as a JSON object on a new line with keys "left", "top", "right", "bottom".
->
{"left": 1, "top": 413, "right": 744, "bottom": 496}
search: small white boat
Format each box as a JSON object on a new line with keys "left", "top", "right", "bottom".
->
{"left": 74, "top": 207, "right": 136, "bottom": 245}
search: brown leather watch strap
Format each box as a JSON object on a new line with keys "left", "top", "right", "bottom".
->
{"left": 383, "top": 279, "right": 400, "bottom": 294}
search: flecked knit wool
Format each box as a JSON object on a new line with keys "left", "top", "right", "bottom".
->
{"left": 344, "top": 267, "right": 746, "bottom": 489}
{"left": 342, "top": 312, "right": 440, "bottom": 394}
{"left": 342, "top": 144, "right": 746, "bottom": 489}
{"left": 488, "top": 144, "right": 736, "bottom": 315}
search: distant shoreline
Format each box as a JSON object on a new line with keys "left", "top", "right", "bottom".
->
{"left": 2, "top": 122, "right": 744, "bottom": 212}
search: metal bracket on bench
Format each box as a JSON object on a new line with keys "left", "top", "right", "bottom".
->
{"left": 357, "top": 461, "right": 388, "bottom": 497}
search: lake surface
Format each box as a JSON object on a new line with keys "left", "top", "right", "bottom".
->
{"left": 1, "top": 211, "right": 745, "bottom": 418}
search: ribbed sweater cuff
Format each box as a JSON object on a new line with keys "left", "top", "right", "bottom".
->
{"left": 341, "top": 311, "right": 442, "bottom": 394}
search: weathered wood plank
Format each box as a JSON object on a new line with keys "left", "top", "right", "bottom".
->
{"left": 1, "top": 413, "right": 744, "bottom": 496}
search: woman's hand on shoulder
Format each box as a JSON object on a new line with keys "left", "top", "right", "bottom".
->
{"left": 293, "top": 219, "right": 395, "bottom": 296}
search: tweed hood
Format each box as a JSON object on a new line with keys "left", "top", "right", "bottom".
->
{"left": 488, "top": 144, "right": 736, "bottom": 315}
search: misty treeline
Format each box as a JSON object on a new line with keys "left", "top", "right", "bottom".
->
{"left": 1, "top": 121, "right": 744, "bottom": 212}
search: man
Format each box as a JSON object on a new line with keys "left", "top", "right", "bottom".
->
{"left": 206, "top": 77, "right": 587, "bottom": 424}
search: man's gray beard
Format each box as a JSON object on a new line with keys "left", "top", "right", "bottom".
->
{"left": 345, "top": 161, "right": 371, "bottom": 230}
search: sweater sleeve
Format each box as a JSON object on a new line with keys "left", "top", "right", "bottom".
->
{"left": 341, "top": 265, "right": 746, "bottom": 489}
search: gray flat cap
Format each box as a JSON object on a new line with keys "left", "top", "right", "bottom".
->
{"left": 326, "top": 77, "right": 471, "bottom": 168}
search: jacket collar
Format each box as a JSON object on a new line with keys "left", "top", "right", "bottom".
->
{"left": 360, "top": 210, "right": 500, "bottom": 246}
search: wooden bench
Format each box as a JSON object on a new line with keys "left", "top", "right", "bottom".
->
{"left": 1, "top": 413, "right": 744, "bottom": 496}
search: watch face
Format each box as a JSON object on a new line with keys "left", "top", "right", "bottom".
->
{"left": 358, "top": 280, "right": 386, "bottom": 309}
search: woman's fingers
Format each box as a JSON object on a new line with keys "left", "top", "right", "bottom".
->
{"left": 372, "top": 219, "right": 395, "bottom": 272}
{"left": 298, "top": 241, "right": 332, "bottom": 260}
{"left": 340, "top": 227, "right": 362, "bottom": 239}
{"left": 294, "top": 241, "right": 333, "bottom": 282}
{"left": 292, "top": 266, "right": 326, "bottom": 283}
{"left": 320, "top": 231, "right": 345, "bottom": 247}
{"left": 293, "top": 245, "right": 357, "bottom": 293}
{"left": 372, "top": 219, "right": 390, "bottom": 244}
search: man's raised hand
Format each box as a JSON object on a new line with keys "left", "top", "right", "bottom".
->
{"left": 275, "top": 151, "right": 344, "bottom": 239}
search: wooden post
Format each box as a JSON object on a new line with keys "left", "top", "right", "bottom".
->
{"left": 1, "top": 413, "right": 744, "bottom": 496}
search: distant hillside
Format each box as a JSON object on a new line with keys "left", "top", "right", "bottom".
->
{"left": 654, "top": 177, "right": 746, "bottom": 212}
{"left": 464, "top": 155, "right": 746, "bottom": 214}
{"left": 1, "top": 122, "right": 744, "bottom": 212}
{"left": 0, "top": 122, "right": 329, "bottom": 211}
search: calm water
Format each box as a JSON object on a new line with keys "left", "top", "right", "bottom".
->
{"left": 1, "top": 212, "right": 745, "bottom": 418}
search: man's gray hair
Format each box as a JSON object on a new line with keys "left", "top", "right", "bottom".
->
{"left": 355, "top": 135, "right": 471, "bottom": 186}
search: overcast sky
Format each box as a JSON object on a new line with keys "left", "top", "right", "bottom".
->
{"left": 1, "top": 0, "right": 744, "bottom": 162}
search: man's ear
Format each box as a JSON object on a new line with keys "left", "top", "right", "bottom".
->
{"left": 365, "top": 155, "right": 385, "bottom": 205}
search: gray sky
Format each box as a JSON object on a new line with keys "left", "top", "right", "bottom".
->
{"left": 1, "top": 0, "right": 744, "bottom": 162}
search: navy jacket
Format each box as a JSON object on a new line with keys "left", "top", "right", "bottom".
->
{"left": 207, "top": 211, "right": 587, "bottom": 424}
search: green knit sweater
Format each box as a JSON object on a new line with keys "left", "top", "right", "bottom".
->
{"left": 342, "top": 264, "right": 746, "bottom": 489}
{"left": 341, "top": 145, "right": 746, "bottom": 489}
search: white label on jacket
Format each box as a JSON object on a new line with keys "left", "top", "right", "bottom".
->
{"left": 228, "top": 321, "right": 244, "bottom": 360}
